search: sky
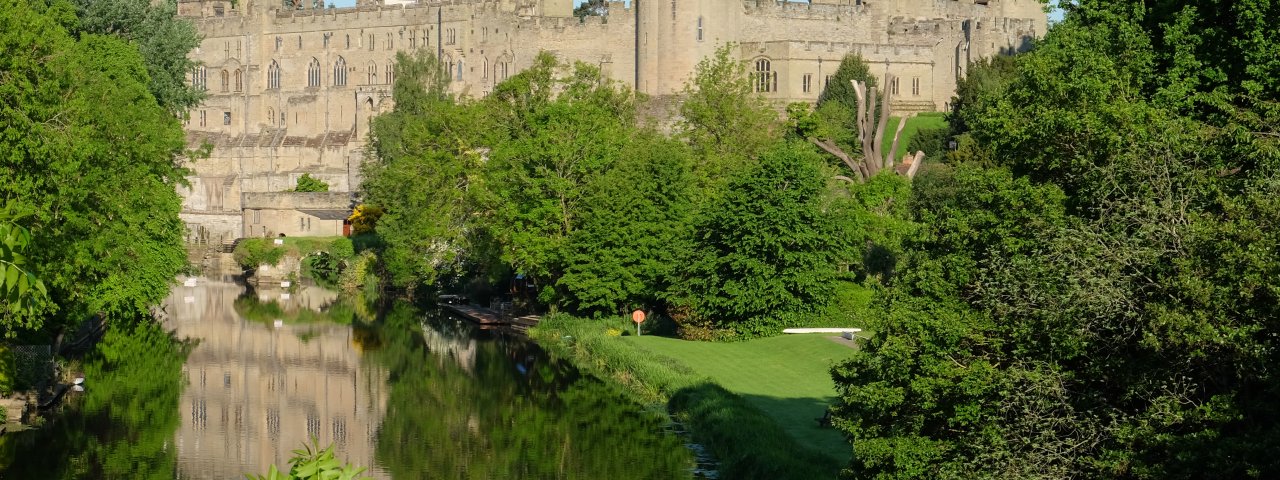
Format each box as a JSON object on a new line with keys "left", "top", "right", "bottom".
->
{"left": 330, "top": 0, "right": 1064, "bottom": 22}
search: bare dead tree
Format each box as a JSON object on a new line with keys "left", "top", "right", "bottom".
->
{"left": 810, "top": 75, "right": 926, "bottom": 183}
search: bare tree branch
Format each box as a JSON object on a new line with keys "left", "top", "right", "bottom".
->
{"left": 809, "top": 137, "right": 866, "bottom": 182}
{"left": 886, "top": 111, "right": 909, "bottom": 170}
{"left": 906, "top": 151, "right": 925, "bottom": 179}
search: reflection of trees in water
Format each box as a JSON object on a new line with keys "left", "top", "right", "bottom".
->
{"left": 371, "top": 304, "right": 692, "bottom": 478}
{"left": 232, "top": 283, "right": 373, "bottom": 327}
{"left": 0, "top": 319, "right": 191, "bottom": 479}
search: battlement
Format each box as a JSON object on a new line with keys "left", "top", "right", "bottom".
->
{"left": 189, "top": 0, "right": 634, "bottom": 39}
{"left": 742, "top": 0, "right": 1043, "bottom": 23}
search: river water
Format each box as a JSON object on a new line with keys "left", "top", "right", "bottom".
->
{"left": 0, "top": 277, "right": 693, "bottom": 479}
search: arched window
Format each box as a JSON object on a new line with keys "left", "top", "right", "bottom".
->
{"left": 267, "top": 107, "right": 274, "bottom": 125}
{"left": 268, "top": 60, "right": 281, "bottom": 89}
{"left": 367, "top": 61, "right": 377, "bottom": 85}
{"left": 234, "top": 69, "right": 243, "bottom": 92}
{"left": 754, "top": 58, "right": 776, "bottom": 93}
{"left": 307, "top": 58, "right": 321, "bottom": 87}
{"left": 220, "top": 69, "right": 229, "bottom": 92}
{"left": 456, "top": 58, "right": 463, "bottom": 81}
{"left": 495, "top": 55, "right": 512, "bottom": 82}
{"left": 333, "top": 56, "right": 347, "bottom": 87}
{"left": 345, "top": 34, "right": 350, "bottom": 49}
{"left": 385, "top": 64, "right": 393, "bottom": 85}
{"left": 192, "top": 67, "right": 208, "bottom": 90}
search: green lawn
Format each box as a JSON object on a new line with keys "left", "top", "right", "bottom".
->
{"left": 882, "top": 112, "right": 948, "bottom": 159}
{"left": 625, "top": 334, "right": 857, "bottom": 462}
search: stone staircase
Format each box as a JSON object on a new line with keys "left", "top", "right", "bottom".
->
{"left": 189, "top": 238, "right": 244, "bottom": 275}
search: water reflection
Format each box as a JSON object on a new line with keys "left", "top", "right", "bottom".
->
{"left": 370, "top": 305, "right": 693, "bottom": 479}
{"left": 0, "top": 318, "right": 191, "bottom": 479}
{"left": 165, "top": 277, "right": 390, "bottom": 480}
{"left": 2, "top": 278, "right": 692, "bottom": 479}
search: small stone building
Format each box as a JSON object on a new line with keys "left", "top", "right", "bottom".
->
{"left": 241, "top": 191, "right": 354, "bottom": 238}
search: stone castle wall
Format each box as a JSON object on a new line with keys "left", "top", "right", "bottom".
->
{"left": 178, "top": 0, "right": 1045, "bottom": 242}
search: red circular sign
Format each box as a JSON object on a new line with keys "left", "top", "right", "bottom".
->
{"left": 631, "top": 309, "right": 646, "bottom": 324}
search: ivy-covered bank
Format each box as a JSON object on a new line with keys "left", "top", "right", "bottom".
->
{"left": 529, "top": 315, "right": 842, "bottom": 480}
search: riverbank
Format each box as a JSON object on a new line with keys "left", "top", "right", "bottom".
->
{"left": 529, "top": 315, "right": 846, "bottom": 479}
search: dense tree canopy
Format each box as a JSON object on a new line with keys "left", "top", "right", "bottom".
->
{"left": 474, "top": 53, "right": 636, "bottom": 301}
{"left": 0, "top": 0, "right": 189, "bottom": 335}
{"left": 558, "top": 132, "right": 696, "bottom": 316}
{"left": 831, "top": 1, "right": 1280, "bottom": 477}
{"left": 69, "top": 0, "right": 204, "bottom": 114}
{"left": 666, "top": 142, "right": 839, "bottom": 338}
{"left": 362, "top": 46, "right": 865, "bottom": 336}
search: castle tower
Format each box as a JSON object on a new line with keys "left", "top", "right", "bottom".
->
{"left": 636, "top": 0, "right": 742, "bottom": 97}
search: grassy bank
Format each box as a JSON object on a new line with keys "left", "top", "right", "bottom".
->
{"left": 628, "top": 335, "right": 855, "bottom": 461}
{"left": 530, "top": 315, "right": 846, "bottom": 479}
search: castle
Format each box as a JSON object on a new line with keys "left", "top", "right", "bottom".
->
{"left": 177, "top": 0, "right": 1046, "bottom": 244}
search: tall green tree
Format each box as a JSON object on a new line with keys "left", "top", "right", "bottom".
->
{"left": 557, "top": 132, "right": 696, "bottom": 316}
{"left": 363, "top": 51, "right": 480, "bottom": 290}
{"left": 816, "top": 53, "right": 878, "bottom": 112}
{"left": 473, "top": 53, "right": 635, "bottom": 302}
{"left": 70, "top": 0, "right": 204, "bottom": 114}
{"left": 0, "top": 0, "right": 188, "bottom": 335}
{"left": 677, "top": 44, "right": 780, "bottom": 186}
{"left": 667, "top": 142, "right": 839, "bottom": 338}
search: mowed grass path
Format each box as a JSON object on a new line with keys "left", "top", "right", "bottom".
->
{"left": 883, "top": 112, "right": 949, "bottom": 159}
{"left": 625, "top": 334, "right": 857, "bottom": 462}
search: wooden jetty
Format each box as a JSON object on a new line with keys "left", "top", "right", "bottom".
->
{"left": 440, "top": 303, "right": 541, "bottom": 331}
{"left": 441, "top": 303, "right": 506, "bottom": 326}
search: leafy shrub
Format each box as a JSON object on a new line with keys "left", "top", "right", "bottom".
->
{"left": 248, "top": 440, "right": 370, "bottom": 480}
{"left": 905, "top": 126, "right": 949, "bottom": 158}
{"left": 302, "top": 237, "right": 355, "bottom": 287}
{"left": 292, "top": 173, "right": 329, "bottom": 192}
{"left": 233, "top": 239, "right": 286, "bottom": 268}
{"left": 302, "top": 252, "right": 342, "bottom": 287}
{"left": 339, "top": 251, "right": 378, "bottom": 295}
{"left": 347, "top": 205, "right": 382, "bottom": 235}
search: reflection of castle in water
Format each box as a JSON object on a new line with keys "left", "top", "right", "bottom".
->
{"left": 419, "top": 315, "right": 479, "bottom": 375}
{"left": 162, "top": 278, "right": 390, "bottom": 480}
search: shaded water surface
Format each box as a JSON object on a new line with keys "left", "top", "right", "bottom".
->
{"left": 0, "top": 278, "right": 691, "bottom": 479}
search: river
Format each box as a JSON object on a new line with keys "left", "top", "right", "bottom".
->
{"left": 0, "top": 277, "right": 694, "bottom": 479}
